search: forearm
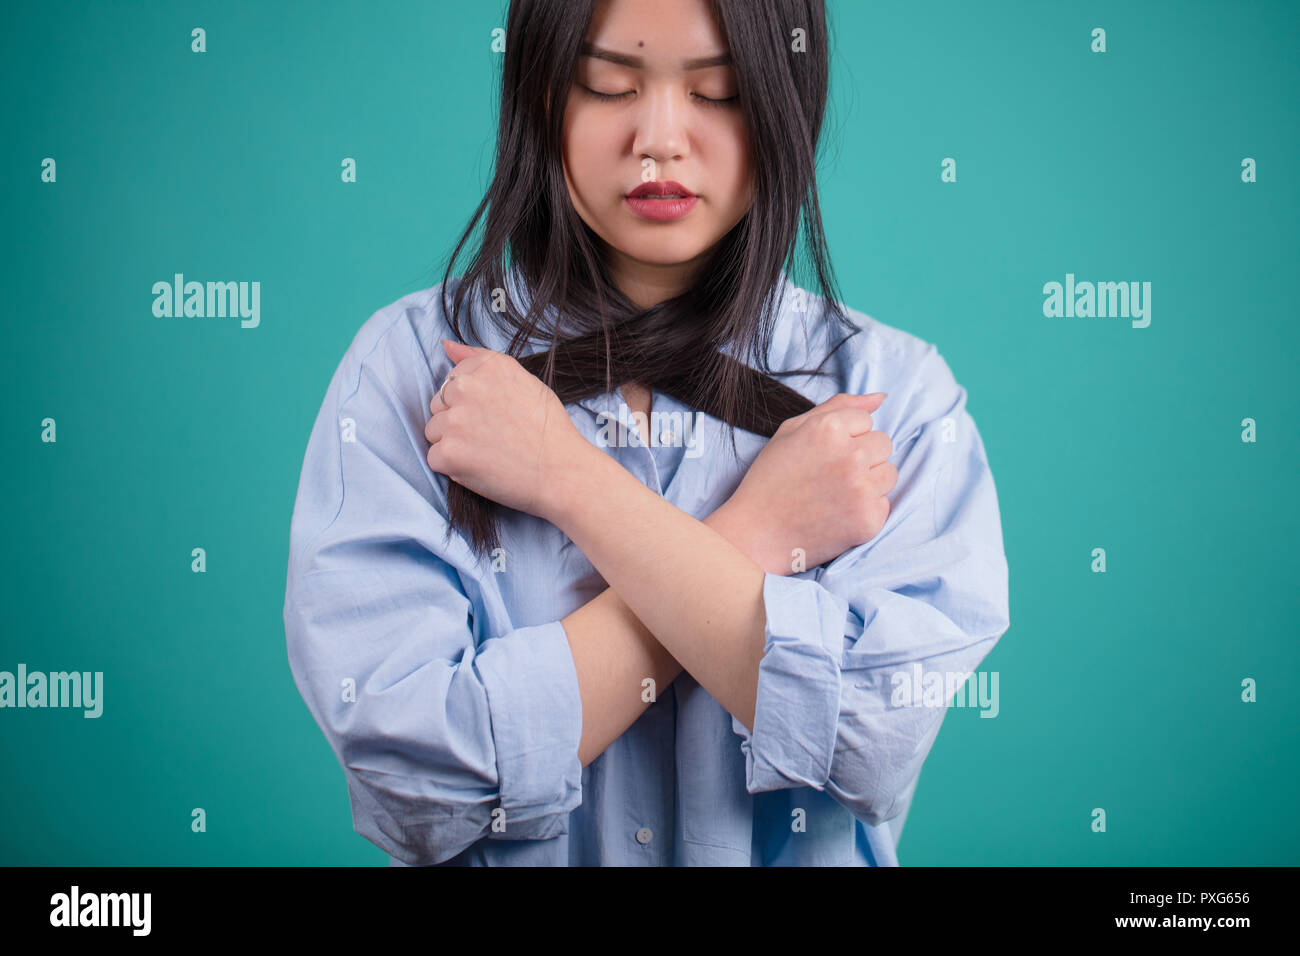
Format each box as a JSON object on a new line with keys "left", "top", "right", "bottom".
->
{"left": 549, "top": 447, "right": 768, "bottom": 733}
{"left": 559, "top": 509, "right": 763, "bottom": 767}
{"left": 561, "top": 586, "right": 679, "bottom": 767}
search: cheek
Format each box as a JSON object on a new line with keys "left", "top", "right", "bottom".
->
{"left": 713, "top": 123, "right": 754, "bottom": 208}
{"left": 563, "top": 112, "right": 618, "bottom": 203}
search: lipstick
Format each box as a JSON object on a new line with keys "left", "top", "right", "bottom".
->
{"left": 625, "top": 180, "right": 699, "bottom": 221}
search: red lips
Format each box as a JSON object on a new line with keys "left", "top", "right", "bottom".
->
{"left": 627, "top": 180, "right": 696, "bottom": 199}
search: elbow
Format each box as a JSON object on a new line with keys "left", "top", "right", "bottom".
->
{"left": 848, "top": 778, "right": 911, "bottom": 829}
{"left": 829, "top": 704, "right": 946, "bottom": 828}
{"left": 829, "top": 759, "right": 917, "bottom": 829}
{"left": 331, "top": 708, "right": 500, "bottom": 866}
{"left": 344, "top": 762, "right": 492, "bottom": 866}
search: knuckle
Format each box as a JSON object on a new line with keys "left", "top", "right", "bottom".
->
{"left": 868, "top": 430, "right": 892, "bottom": 459}
{"left": 811, "top": 412, "right": 840, "bottom": 439}
{"left": 876, "top": 461, "right": 899, "bottom": 492}
{"left": 849, "top": 457, "right": 874, "bottom": 491}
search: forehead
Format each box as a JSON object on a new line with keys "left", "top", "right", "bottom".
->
{"left": 583, "top": 0, "right": 730, "bottom": 70}
{"left": 580, "top": 41, "right": 732, "bottom": 72}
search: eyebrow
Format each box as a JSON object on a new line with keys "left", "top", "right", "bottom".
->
{"left": 579, "top": 42, "right": 732, "bottom": 70}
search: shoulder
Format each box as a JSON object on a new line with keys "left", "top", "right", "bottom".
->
{"left": 332, "top": 279, "right": 467, "bottom": 399}
{"left": 325, "top": 275, "right": 539, "bottom": 419}
{"left": 774, "top": 280, "right": 965, "bottom": 431}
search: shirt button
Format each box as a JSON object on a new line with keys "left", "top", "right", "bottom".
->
{"left": 660, "top": 430, "right": 675, "bottom": 445}
{"left": 635, "top": 827, "right": 653, "bottom": 845}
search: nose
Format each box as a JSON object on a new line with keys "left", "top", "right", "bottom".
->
{"left": 631, "top": 84, "right": 690, "bottom": 166}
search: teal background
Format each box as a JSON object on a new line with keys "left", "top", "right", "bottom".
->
{"left": 2, "top": 0, "right": 1296, "bottom": 865}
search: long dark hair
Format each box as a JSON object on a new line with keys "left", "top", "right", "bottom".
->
{"left": 436, "top": 0, "right": 860, "bottom": 559}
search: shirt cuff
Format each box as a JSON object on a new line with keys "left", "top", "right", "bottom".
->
{"left": 473, "top": 620, "right": 584, "bottom": 840}
{"left": 730, "top": 572, "right": 849, "bottom": 793}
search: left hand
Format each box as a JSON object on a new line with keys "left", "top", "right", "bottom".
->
{"left": 425, "top": 339, "right": 589, "bottom": 521}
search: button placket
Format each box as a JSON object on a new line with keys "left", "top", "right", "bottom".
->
{"left": 580, "top": 388, "right": 666, "bottom": 495}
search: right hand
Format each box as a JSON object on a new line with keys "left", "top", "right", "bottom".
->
{"left": 712, "top": 392, "right": 897, "bottom": 575}
{"left": 425, "top": 339, "right": 592, "bottom": 524}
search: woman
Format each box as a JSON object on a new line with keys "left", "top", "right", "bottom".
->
{"left": 284, "top": 0, "right": 1009, "bottom": 866}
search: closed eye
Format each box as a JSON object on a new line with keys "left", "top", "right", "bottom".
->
{"left": 579, "top": 85, "right": 738, "bottom": 108}
{"left": 693, "top": 93, "right": 738, "bottom": 108}
{"left": 580, "top": 85, "right": 632, "bottom": 102}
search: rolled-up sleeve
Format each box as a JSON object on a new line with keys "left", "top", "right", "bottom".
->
{"left": 283, "top": 316, "right": 583, "bottom": 865}
{"left": 730, "top": 343, "right": 1010, "bottom": 827}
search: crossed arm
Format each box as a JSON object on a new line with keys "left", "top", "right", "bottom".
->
{"left": 541, "top": 400, "right": 893, "bottom": 767}
{"left": 425, "top": 342, "right": 894, "bottom": 772}
{"left": 554, "top": 453, "right": 771, "bottom": 766}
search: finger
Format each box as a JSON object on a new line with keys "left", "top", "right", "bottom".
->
{"left": 868, "top": 459, "right": 899, "bottom": 494}
{"left": 788, "top": 391, "right": 887, "bottom": 427}
{"left": 441, "top": 338, "right": 476, "bottom": 362}
{"left": 436, "top": 349, "right": 495, "bottom": 396}
{"left": 817, "top": 406, "right": 878, "bottom": 438}
{"left": 814, "top": 391, "right": 886, "bottom": 414}
{"left": 424, "top": 409, "right": 447, "bottom": 444}
{"left": 856, "top": 428, "right": 893, "bottom": 464}
{"left": 430, "top": 353, "right": 493, "bottom": 415}
{"left": 441, "top": 338, "right": 499, "bottom": 368}
{"left": 425, "top": 439, "right": 452, "bottom": 477}
{"left": 429, "top": 377, "right": 457, "bottom": 414}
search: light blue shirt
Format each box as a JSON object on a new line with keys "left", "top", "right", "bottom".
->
{"left": 283, "top": 268, "right": 1010, "bottom": 866}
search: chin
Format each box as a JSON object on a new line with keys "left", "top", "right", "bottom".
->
{"left": 622, "top": 236, "right": 709, "bottom": 262}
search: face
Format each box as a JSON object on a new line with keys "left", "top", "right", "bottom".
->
{"left": 561, "top": 0, "right": 755, "bottom": 307}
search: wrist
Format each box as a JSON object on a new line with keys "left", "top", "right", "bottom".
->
{"left": 541, "top": 438, "right": 627, "bottom": 530}
{"left": 705, "top": 502, "right": 787, "bottom": 576}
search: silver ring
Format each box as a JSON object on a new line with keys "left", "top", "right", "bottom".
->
{"left": 438, "top": 372, "right": 456, "bottom": 408}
